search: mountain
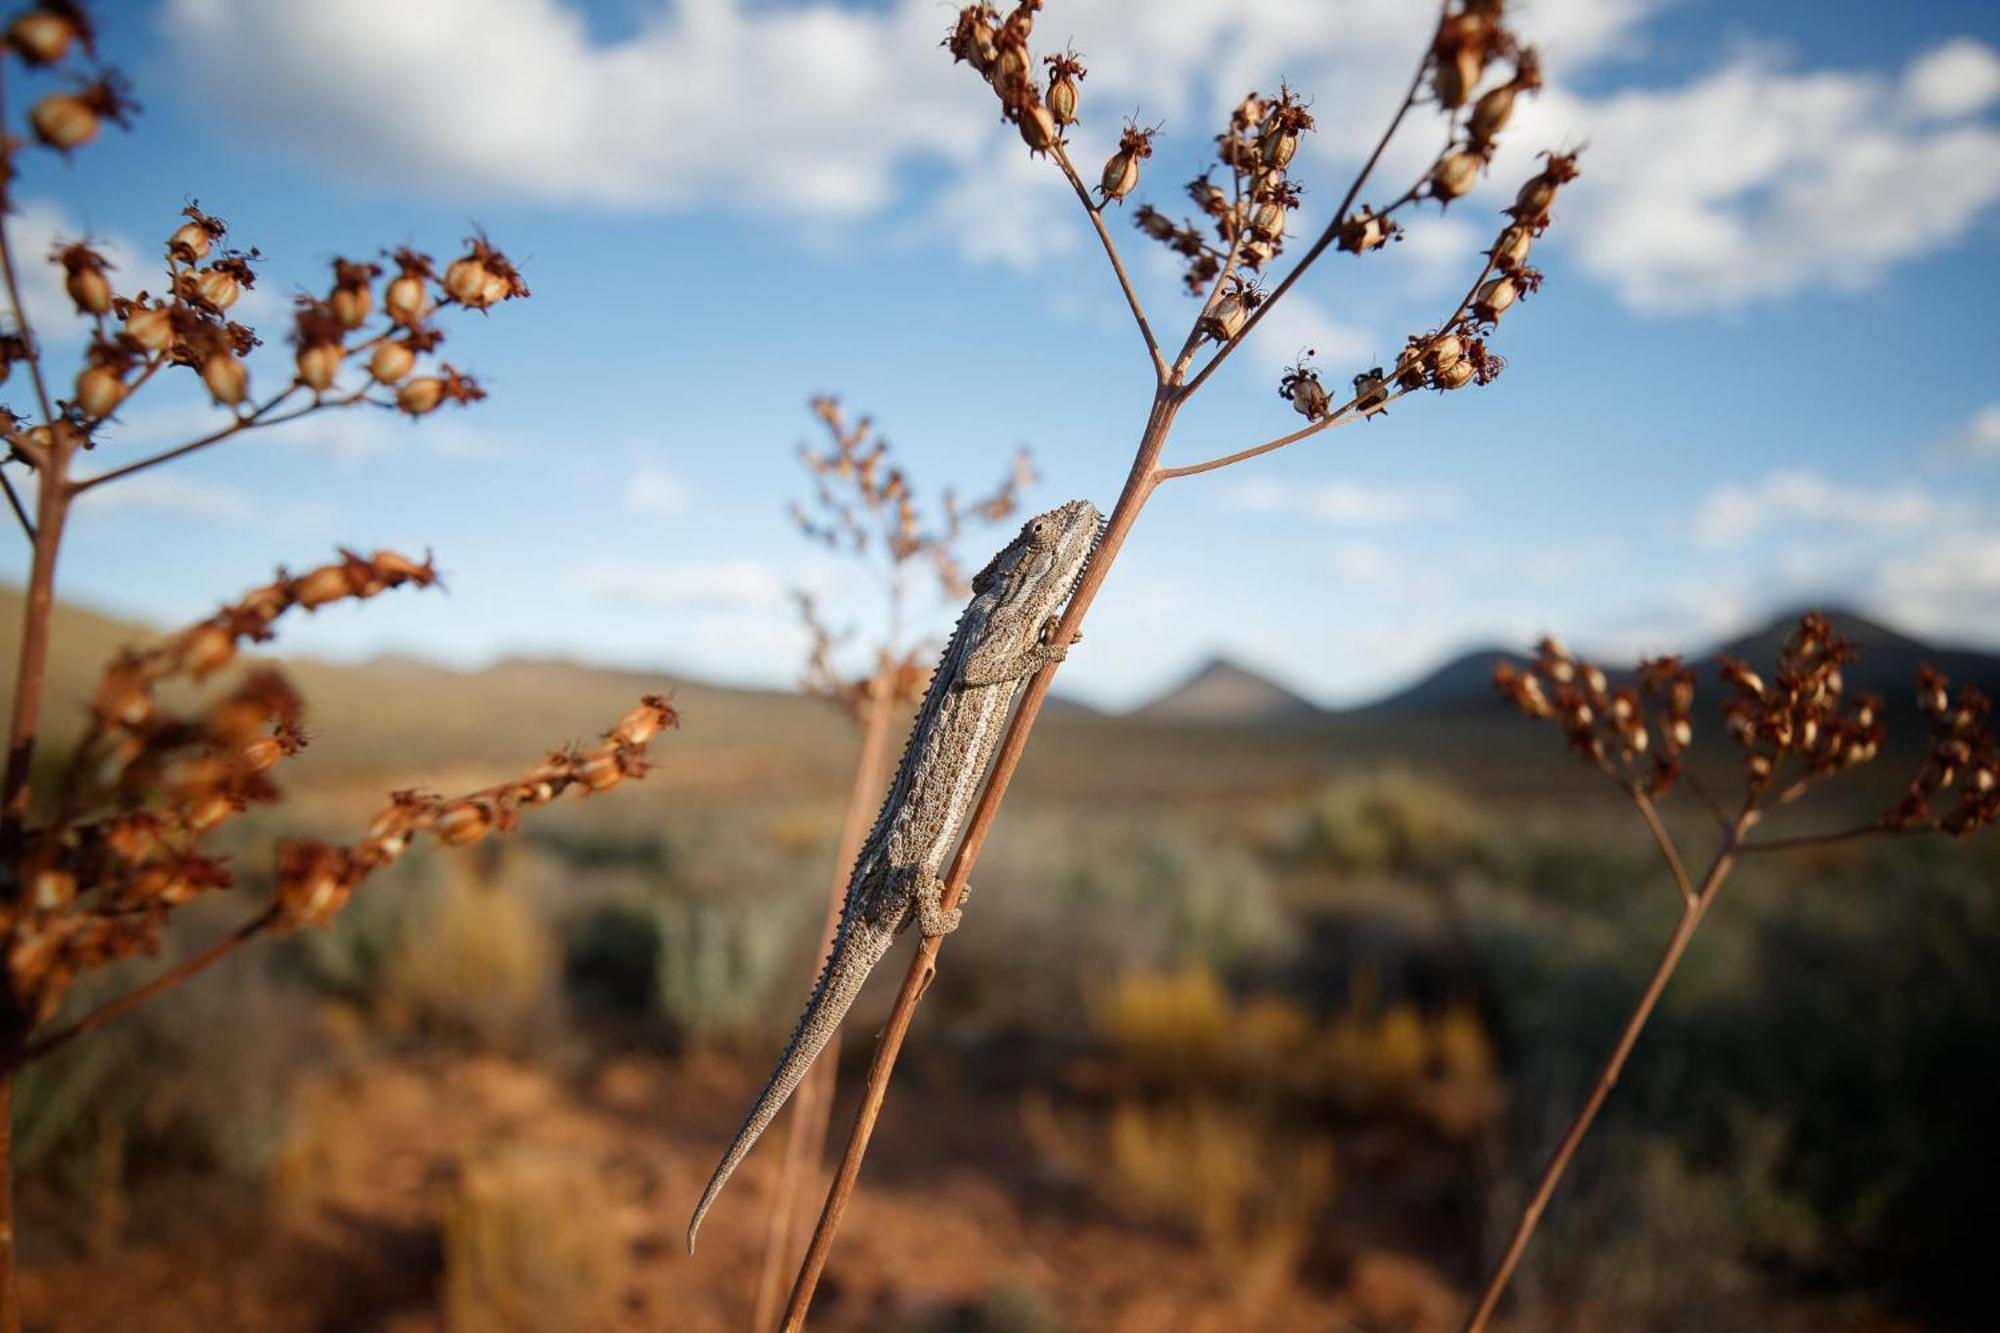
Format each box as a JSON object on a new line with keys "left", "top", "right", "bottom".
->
{"left": 1132, "top": 656, "right": 1326, "bottom": 725}
{"left": 1354, "top": 609, "right": 2000, "bottom": 719}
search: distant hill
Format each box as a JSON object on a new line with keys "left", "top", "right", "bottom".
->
{"left": 1133, "top": 656, "right": 1326, "bottom": 725}
{"left": 1355, "top": 609, "right": 2000, "bottom": 719}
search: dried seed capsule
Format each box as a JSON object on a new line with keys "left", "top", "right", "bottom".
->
{"left": 1474, "top": 275, "right": 1518, "bottom": 321}
{"left": 1436, "top": 359, "right": 1475, "bottom": 389}
{"left": 1429, "top": 333, "right": 1464, "bottom": 368}
{"left": 169, "top": 221, "right": 214, "bottom": 261}
{"left": 385, "top": 273, "right": 431, "bottom": 324}
{"left": 329, "top": 281, "right": 372, "bottom": 328}
{"left": 7, "top": 10, "right": 80, "bottom": 65}
{"left": 124, "top": 304, "right": 173, "bottom": 350}
{"left": 1353, "top": 369, "right": 1390, "bottom": 415}
{"left": 1241, "top": 237, "right": 1275, "bottom": 269}
{"left": 1018, "top": 102, "right": 1059, "bottom": 155}
{"left": 194, "top": 267, "right": 240, "bottom": 311}
{"left": 1514, "top": 174, "right": 1559, "bottom": 222}
{"left": 434, "top": 802, "right": 492, "bottom": 846}
{"left": 1262, "top": 127, "right": 1299, "bottom": 169}
{"left": 201, "top": 351, "right": 248, "bottom": 406}
{"left": 369, "top": 340, "right": 416, "bottom": 384}
{"left": 74, "top": 363, "right": 127, "bottom": 418}
{"left": 296, "top": 342, "right": 341, "bottom": 392}
{"left": 398, "top": 376, "right": 446, "bottom": 416}
{"left": 1289, "top": 375, "right": 1330, "bottom": 420}
{"left": 1046, "top": 74, "right": 1078, "bottom": 125}
{"left": 178, "top": 624, "right": 237, "bottom": 677}
{"left": 1200, "top": 291, "right": 1249, "bottom": 342}
{"left": 1101, "top": 150, "right": 1139, "bottom": 201}
{"left": 1471, "top": 84, "right": 1516, "bottom": 140}
{"left": 65, "top": 266, "right": 111, "bottom": 315}
{"left": 1251, "top": 201, "right": 1285, "bottom": 242}
{"left": 1492, "top": 225, "right": 1533, "bottom": 269}
{"left": 1432, "top": 151, "right": 1481, "bottom": 201}
{"left": 29, "top": 92, "right": 97, "bottom": 149}
{"left": 1433, "top": 46, "right": 1482, "bottom": 109}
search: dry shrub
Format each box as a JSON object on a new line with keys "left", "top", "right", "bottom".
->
{"left": 1088, "top": 963, "right": 1502, "bottom": 1138}
{"left": 441, "top": 1147, "right": 622, "bottom": 1333}
{"left": 378, "top": 855, "right": 558, "bottom": 1054}
{"left": 1295, "top": 766, "right": 1493, "bottom": 877}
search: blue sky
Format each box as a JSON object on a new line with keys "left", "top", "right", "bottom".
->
{"left": 3, "top": 0, "right": 1997, "bottom": 709}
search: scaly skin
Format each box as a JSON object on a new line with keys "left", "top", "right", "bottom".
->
{"left": 686, "top": 499, "right": 1101, "bottom": 1252}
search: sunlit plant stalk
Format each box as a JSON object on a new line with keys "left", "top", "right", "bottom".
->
{"left": 749, "top": 399, "right": 1033, "bottom": 1328}
{"left": 0, "top": 6, "right": 671, "bottom": 1324}
{"left": 1463, "top": 621, "right": 1996, "bottom": 1330}
{"left": 780, "top": 1, "right": 1575, "bottom": 1323}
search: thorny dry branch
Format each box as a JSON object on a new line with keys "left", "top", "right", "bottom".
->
{"left": 0, "top": 6, "right": 669, "bottom": 1328}
{"left": 752, "top": 399, "right": 1035, "bottom": 1328}
{"left": 781, "top": 1, "right": 1578, "bottom": 1324}
{"left": 1468, "top": 614, "right": 1995, "bottom": 1329}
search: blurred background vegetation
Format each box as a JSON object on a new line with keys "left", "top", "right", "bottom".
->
{"left": 4, "top": 587, "right": 1996, "bottom": 1331}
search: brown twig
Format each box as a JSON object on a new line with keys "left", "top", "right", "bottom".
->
{"left": 21, "top": 906, "right": 279, "bottom": 1063}
{"left": 0, "top": 467, "right": 30, "bottom": 541}
{"left": 1050, "top": 141, "right": 1167, "bottom": 383}
{"left": 1630, "top": 786, "right": 1695, "bottom": 906}
{"left": 1460, "top": 805, "right": 1757, "bottom": 1332}
{"left": 750, "top": 673, "right": 899, "bottom": 1329}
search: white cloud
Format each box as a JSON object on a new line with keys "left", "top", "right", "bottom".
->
{"left": 1228, "top": 476, "right": 1458, "bottom": 526}
{"left": 1904, "top": 37, "right": 2000, "bottom": 120}
{"left": 1691, "top": 469, "right": 1980, "bottom": 550}
{"left": 1932, "top": 403, "right": 2000, "bottom": 461}
{"left": 625, "top": 463, "right": 689, "bottom": 516}
{"left": 72, "top": 472, "right": 253, "bottom": 522}
{"left": 1876, "top": 530, "right": 2000, "bottom": 639}
{"left": 574, "top": 557, "right": 785, "bottom": 609}
{"left": 1536, "top": 40, "right": 2000, "bottom": 312}
{"left": 1247, "top": 293, "right": 1373, "bottom": 376}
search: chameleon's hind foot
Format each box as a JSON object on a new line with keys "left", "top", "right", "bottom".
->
{"left": 917, "top": 877, "right": 964, "bottom": 937}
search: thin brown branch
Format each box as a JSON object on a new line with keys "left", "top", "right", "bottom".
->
{"left": 68, "top": 386, "right": 339, "bottom": 494}
{"left": 0, "top": 467, "right": 29, "bottom": 541}
{"left": 1629, "top": 786, "right": 1696, "bottom": 907}
{"left": 781, "top": 392, "right": 1180, "bottom": 1329}
{"left": 750, "top": 674, "right": 899, "bottom": 1330}
{"left": 1179, "top": 1, "right": 1446, "bottom": 400}
{"left": 0, "top": 69, "right": 56, "bottom": 433}
{"left": 1154, "top": 387, "right": 1398, "bottom": 482}
{"left": 1460, "top": 807, "right": 1756, "bottom": 1332}
{"left": 1740, "top": 822, "right": 1900, "bottom": 855}
{"left": 21, "top": 907, "right": 279, "bottom": 1063}
{"left": 1050, "top": 141, "right": 1168, "bottom": 383}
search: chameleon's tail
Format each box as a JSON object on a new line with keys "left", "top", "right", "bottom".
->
{"left": 685, "top": 919, "right": 896, "bottom": 1254}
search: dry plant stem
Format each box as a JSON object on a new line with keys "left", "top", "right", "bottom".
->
{"left": 1, "top": 444, "right": 69, "bottom": 841}
{"left": 68, "top": 387, "right": 362, "bottom": 493}
{"left": 1740, "top": 823, "right": 1895, "bottom": 855}
{"left": 19, "top": 907, "right": 281, "bottom": 1064}
{"left": 1629, "top": 787, "right": 1695, "bottom": 907}
{"left": 0, "top": 470, "right": 29, "bottom": 541}
{"left": 1049, "top": 144, "right": 1167, "bottom": 382}
{"left": 750, "top": 675, "right": 899, "bottom": 1330}
{"left": 779, "top": 392, "right": 1180, "bottom": 1330}
{"left": 1179, "top": 0, "right": 1445, "bottom": 399}
{"left": 1459, "top": 807, "right": 1758, "bottom": 1333}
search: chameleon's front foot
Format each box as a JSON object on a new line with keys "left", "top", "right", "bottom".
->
{"left": 917, "top": 877, "right": 965, "bottom": 937}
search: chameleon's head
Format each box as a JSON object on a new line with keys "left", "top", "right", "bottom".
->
{"left": 1018, "top": 497, "right": 1101, "bottom": 581}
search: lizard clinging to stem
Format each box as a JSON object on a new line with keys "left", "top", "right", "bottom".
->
{"left": 687, "top": 498, "right": 1102, "bottom": 1252}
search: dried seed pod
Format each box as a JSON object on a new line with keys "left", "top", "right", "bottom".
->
{"left": 7, "top": 9, "right": 82, "bottom": 65}
{"left": 369, "top": 339, "right": 416, "bottom": 384}
{"left": 1436, "top": 358, "right": 1475, "bottom": 390}
{"left": 201, "top": 351, "right": 248, "bottom": 406}
{"left": 1353, "top": 369, "right": 1391, "bottom": 415}
{"left": 1251, "top": 201, "right": 1286, "bottom": 242}
{"left": 65, "top": 265, "right": 111, "bottom": 316}
{"left": 1262, "top": 127, "right": 1299, "bottom": 169}
{"left": 30, "top": 91, "right": 98, "bottom": 149}
{"left": 1474, "top": 275, "right": 1518, "bottom": 321}
{"left": 178, "top": 624, "right": 237, "bottom": 678}
{"left": 385, "top": 273, "right": 430, "bottom": 324}
{"left": 1018, "top": 101, "right": 1059, "bottom": 155}
{"left": 1471, "top": 84, "right": 1516, "bottom": 140}
{"left": 434, "top": 801, "right": 492, "bottom": 846}
{"left": 169, "top": 221, "right": 213, "bottom": 262}
{"left": 1199, "top": 290, "right": 1249, "bottom": 342}
{"left": 1429, "top": 333, "right": 1465, "bottom": 368}
{"left": 194, "top": 267, "right": 240, "bottom": 311}
{"left": 397, "top": 376, "right": 446, "bottom": 416}
{"left": 296, "top": 341, "right": 341, "bottom": 392}
{"left": 1514, "top": 173, "right": 1559, "bottom": 223}
{"left": 74, "top": 363, "right": 127, "bottom": 418}
{"left": 1432, "top": 45, "right": 1482, "bottom": 109}
{"left": 1432, "top": 151, "right": 1481, "bottom": 201}
{"left": 1101, "top": 150, "right": 1139, "bottom": 201}
{"left": 1492, "top": 224, "right": 1533, "bottom": 269}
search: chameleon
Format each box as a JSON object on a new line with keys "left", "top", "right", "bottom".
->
{"left": 686, "top": 498, "right": 1102, "bottom": 1253}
